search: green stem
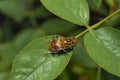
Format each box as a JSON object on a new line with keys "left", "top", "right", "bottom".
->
{"left": 85, "top": 25, "right": 95, "bottom": 37}
{"left": 97, "top": 67, "right": 101, "bottom": 80}
{"left": 75, "top": 9, "right": 120, "bottom": 39}
{"left": 92, "top": 9, "right": 120, "bottom": 29}
{"left": 75, "top": 29, "right": 88, "bottom": 38}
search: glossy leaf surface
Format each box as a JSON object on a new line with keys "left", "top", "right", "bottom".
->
{"left": 84, "top": 27, "right": 120, "bottom": 76}
{"left": 9, "top": 36, "right": 72, "bottom": 80}
{"left": 40, "top": 0, "right": 89, "bottom": 25}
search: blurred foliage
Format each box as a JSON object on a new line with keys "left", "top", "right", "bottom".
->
{"left": 0, "top": 0, "right": 120, "bottom": 80}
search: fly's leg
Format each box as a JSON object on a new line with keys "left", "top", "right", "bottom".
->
{"left": 62, "top": 49, "right": 71, "bottom": 57}
{"left": 62, "top": 49, "right": 68, "bottom": 53}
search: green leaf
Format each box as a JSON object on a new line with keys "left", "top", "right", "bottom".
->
{"left": 92, "top": 0, "right": 102, "bottom": 8}
{"left": 40, "top": 0, "right": 89, "bottom": 26}
{"left": 9, "top": 36, "right": 72, "bottom": 80}
{"left": 41, "top": 18, "right": 76, "bottom": 35}
{"left": 84, "top": 27, "right": 120, "bottom": 76}
{"left": 0, "top": 1, "right": 27, "bottom": 21}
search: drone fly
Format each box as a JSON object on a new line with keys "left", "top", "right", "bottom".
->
{"left": 49, "top": 36, "right": 77, "bottom": 53}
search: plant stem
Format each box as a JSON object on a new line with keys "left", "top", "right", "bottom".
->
{"left": 97, "top": 67, "right": 101, "bottom": 80}
{"left": 75, "top": 9, "right": 120, "bottom": 39}
{"left": 92, "top": 9, "right": 120, "bottom": 29}
{"left": 75, "top": 29, "right": 88, "bottom": 38}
